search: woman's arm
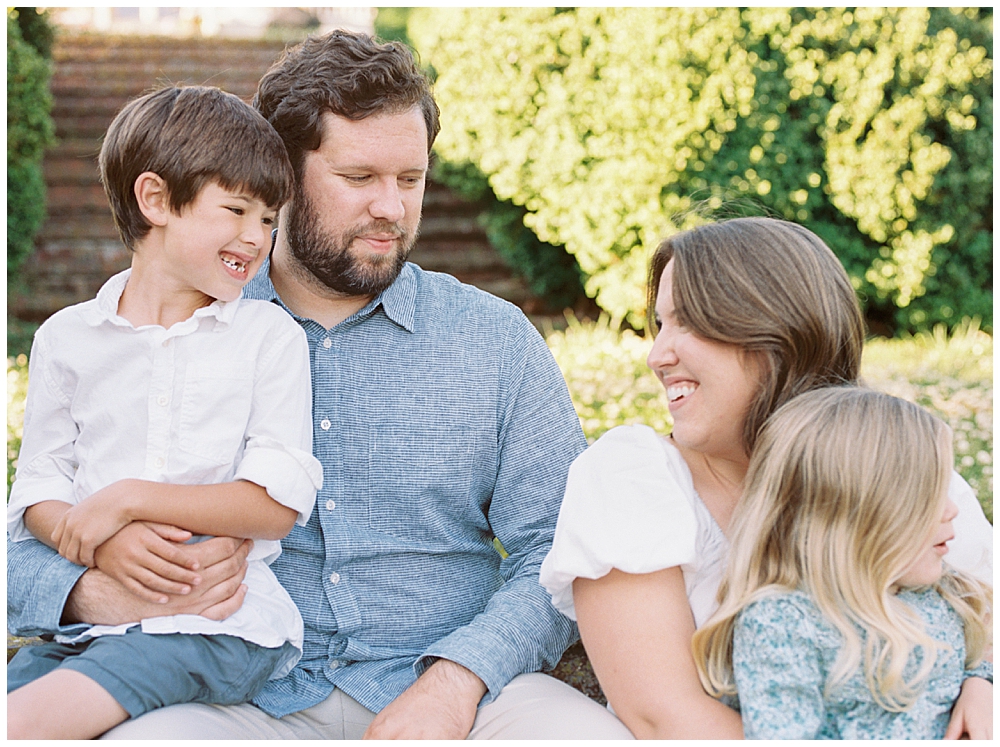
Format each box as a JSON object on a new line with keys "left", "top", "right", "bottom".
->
{"left": 574, "top": 567, "right": 743, "bottom": 739}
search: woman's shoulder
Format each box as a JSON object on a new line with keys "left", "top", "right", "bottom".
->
{"left": 541, "top": 424, "right": 704, "bottom": 618}
{"left": 566, "top": 424, "right": 697, "bottom": 518}
{"left": 572, "top": 423, "right": 692, "bottom": 486}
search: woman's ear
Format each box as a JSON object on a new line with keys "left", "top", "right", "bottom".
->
{"left": 134, "top": 171, "right": 170, "bottom": 226}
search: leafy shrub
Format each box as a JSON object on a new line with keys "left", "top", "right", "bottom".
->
{"left": 548, "top": 318, "right": 992, "bottom": 522}
{"left": 7, "top": 9, "right": 55, "bottom": 281}
{"left": 7, "top": 355, "right": 29, "bottom": 500}
{"left": 7, "top": 324, "right": 992, "bottom": 522}
{"left": 410, "top": 8, "right": 992, "bottom": 332}
{"left": 433, "top": 161, "right": 586, "bottom": 310}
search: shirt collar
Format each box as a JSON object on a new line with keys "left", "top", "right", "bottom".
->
{"left": 244, "top": 257, "right": 418, "bottom": 333}
{"left": 84, "top": 268, "right": 239, "bottom": 330}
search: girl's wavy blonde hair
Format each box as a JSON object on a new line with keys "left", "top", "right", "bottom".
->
{"left": 692, "top": 387, "right": 991, "bottom": 711}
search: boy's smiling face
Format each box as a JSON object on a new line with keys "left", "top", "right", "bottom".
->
{"left": 161, "top": 181, "right": 276, "bottom": 304}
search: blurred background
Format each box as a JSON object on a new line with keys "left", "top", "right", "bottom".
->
{"left": 8, "top": 7, "right": 992, "bottom": 521}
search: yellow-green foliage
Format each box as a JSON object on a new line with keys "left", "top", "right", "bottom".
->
{"left": 6, "top": 323, "right": 993, "bottom": 522}
{"left": 409, "top": 8, "right": 992, "bottom": 331}
{"left": 547, "top": 318, "right": 992, "bottom": 522}
{"left": 861, "top": 319, "right": 993, "bottom": 522}
{"left": 545, "top": 315, "right": 672, "bottom": 440}
{"left": 7, "top": 354, "right": 29, "bottom": 498}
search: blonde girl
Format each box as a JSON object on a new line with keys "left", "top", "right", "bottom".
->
{"left": 693, "top": 387, "right": 992, "bottom": 739}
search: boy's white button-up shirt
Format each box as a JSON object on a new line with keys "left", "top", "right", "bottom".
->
{"left": 8, "top": 269, "right": 322, "bottom": 677}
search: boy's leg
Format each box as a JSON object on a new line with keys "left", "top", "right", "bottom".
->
{"left": 8, "top": 669, "right": 129, "bottom": 739}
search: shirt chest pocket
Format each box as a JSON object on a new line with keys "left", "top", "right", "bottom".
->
{"left": 177, "top": 361, "right": 254, "bottom": 466}
{"left": 366, "top": 422, "right": 479, "bottom": 545}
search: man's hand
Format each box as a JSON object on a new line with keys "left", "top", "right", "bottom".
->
{"left": 64, "top": 535, "right": 253, "bottom": 626}
{"left": 363, "top": 659, "right": 487, "bottom": 740}
{"left": 93, "top": 521, "right": 206, "bottom": 604}
{"left": 945, "top": 676, "right": 992, "bottom": 740}
{"left": 52, "top": 479, "right": 142, "bottom": 567}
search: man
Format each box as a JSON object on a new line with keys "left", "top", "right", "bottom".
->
{"left": 7, "top": 31, "right": 633, "bottom": 739}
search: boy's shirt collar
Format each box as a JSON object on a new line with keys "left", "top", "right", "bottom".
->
{"left": 83, "top": 268, "right": 240, "bottom": 332}
{"left": 244, "top": 256, "right": 417, "bottom": 333}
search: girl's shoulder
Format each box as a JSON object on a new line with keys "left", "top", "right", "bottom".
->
{"left": 737, "top": 589, "right": 823, "bottom": 631}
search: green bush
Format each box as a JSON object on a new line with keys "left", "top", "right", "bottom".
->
{"left": 410, "top": 8, "right": 992, "bottom": 332}
{"left": 8, "top": 323, "right": 992, "bottom": 521}
{"left": 547, "top": 317, "right": 992, "bottom": 523}
{"left": 7, "top": 9, "right": 55, "bottom": 282}
{"left": 433, "top": 161, "right": 586, "bottom": 310}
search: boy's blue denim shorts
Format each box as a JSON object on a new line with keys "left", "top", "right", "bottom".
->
{"left": 7, "top": 627, "right": 296, "bottom": 718}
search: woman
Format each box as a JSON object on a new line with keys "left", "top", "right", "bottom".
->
{"left": 539, "top": 217, "right": 993, "bottom": 739}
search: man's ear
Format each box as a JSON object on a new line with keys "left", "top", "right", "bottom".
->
{"left": 134, "top": 171, "right": 171, "bottom": 226}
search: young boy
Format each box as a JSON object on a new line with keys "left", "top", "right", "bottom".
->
{"left": 6, "top": 86, "right": 322, "bottom": 739}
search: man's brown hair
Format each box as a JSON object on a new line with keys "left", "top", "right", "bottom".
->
{"left": 253, "top": 30, "right": 440, "bottom": 178}
{"left": 99, "top": 85, "right": 294, "bottom": 251}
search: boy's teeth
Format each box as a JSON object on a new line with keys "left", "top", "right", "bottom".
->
{"left": 222, "top": 257, "right": 246, "bottom": 273}
{"left": 667, "top": 384, "right": 696, "bottom": 402}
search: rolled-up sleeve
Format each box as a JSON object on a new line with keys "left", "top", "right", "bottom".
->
{"left": 416, "top": 316, "right": 585, "bottom": 703}
{"left": 7, "top": 331, "right": 79, "bottom": 541}
{"left": 7, "top": 536, "right": 90, "bottom": 638}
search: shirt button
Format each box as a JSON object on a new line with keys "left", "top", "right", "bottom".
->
{"left": 322, "top": 337, "right": 332, "bottom": 349}
{"left": 161, "top": 339, "right": 170, "bottom": 348}
{"left": 329, "top": 660, "right": 339, "bottom": 670}
{"left": 329, "top": 572, "right": 341, "bottom": 584}
{"left": 320, "top": 419, "right": 331, "bottom": 431}
{"left": 325, "top": 499, "right": 336, "bottom": 511}
{"left": 157, "top": 396, "right": 168, "bottom": 406}
{"left": 154, "top": 457, "right": 165, "bottom": 468}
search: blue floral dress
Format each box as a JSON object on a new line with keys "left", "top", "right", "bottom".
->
{"left": 732, "top": 588, "right": 992, "bottom": 739}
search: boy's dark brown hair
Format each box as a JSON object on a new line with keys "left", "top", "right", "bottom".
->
{"left": 253, "top": 29, "right": 440, "bottom": 178}
{"left": 99, "top": 85, "right": 294, "bottom": 251}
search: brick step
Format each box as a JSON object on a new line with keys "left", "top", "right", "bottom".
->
{"left": 13, "top": 31, "right": 552, "bottom": 322}
{"left": 52, "top": 34, "right": 287, "bottom": 58}
{"left": 409, "top": 244, "right": 510, "bottom": 274}
{"left": 53, "top": 71, "right": 265, "bottom": 97}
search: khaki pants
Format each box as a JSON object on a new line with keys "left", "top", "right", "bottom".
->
{"left": 101, "top": 672, "right": 634, "bottom": 740}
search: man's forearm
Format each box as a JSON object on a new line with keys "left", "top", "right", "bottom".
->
{"left": 363, "top": 659, "right": 487, "bottom": 739}
{"left": 62, "top": 568, "right": 149, "bottom": 626}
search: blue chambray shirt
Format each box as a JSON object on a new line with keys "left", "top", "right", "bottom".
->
{"left": 7, "top": 259, "right": 584, "bottom": 719}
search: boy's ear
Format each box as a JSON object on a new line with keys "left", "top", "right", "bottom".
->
{"left": 134, "top": 171, "right": 171, "bottom": 227}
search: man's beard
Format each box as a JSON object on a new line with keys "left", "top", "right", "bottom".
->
{"left": 285, "top": 186, "right": 417, "bottom": 296}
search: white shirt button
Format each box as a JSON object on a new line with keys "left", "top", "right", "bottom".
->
{"left": 154, "top": 457, "right": 165, "bottom": 468}
{"left": 161, "top": 339, "right": 170, "bottom": 347}
{"left": 325, "top": 499, "right": 336, "bottom": 511}
{"left": 320, "top": 419, "right": 331, "bottom": 431}
{"left": 157, "top": 396, "right": 168, "bottom": 406}
{"left": 328, "top": 660, "right": 339, "bottom": 670}
{"left": 322, "top": 337, "right": 332, "bottom": 349}
{"left": 329, "top": 571, "right": 341, "bottom": 584}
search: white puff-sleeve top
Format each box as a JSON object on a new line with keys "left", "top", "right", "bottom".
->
{"left": 540, "top": 424, "right": 729, "bottom": 628}
{"left": 541, "top": 424, "right": 993, "bottom": 630}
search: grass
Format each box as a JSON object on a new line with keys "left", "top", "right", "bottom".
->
{"left": 547, "top": 316, "right": 993, "bottom": 523}
{"left": 6, "top": 316, "right": 993, "bottom": 522}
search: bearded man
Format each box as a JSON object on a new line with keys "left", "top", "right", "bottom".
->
{"left": 7, "top": 30, "right": 634, "bottom": 740}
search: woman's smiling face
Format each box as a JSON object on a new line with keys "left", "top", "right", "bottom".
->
{"left": 647, "top": 260, "right": 762, "bottom": 463}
